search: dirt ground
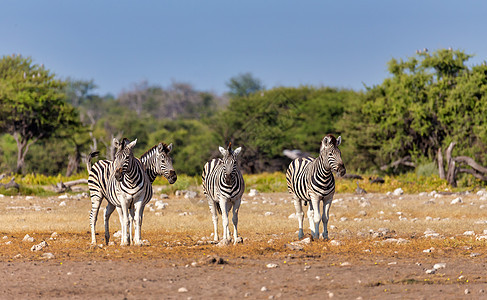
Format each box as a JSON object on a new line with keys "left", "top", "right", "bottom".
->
{"left": 1, "top": 190, "right": 487, "bottom": 299}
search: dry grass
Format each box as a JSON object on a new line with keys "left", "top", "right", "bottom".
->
{"left": 1, "top": 188, "right": 487, "bottom": 262}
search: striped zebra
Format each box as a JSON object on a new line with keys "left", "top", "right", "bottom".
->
{"left": 101, "top": 142, "right": 177, "bottom": 245}
{"left": 286, "top": 134, "right": 346, "bottom": 240}
{"left": 202, "top": 143, "right": 245, "bottom": 245}
{"left": 88, "top": 138, "right": 152, "bottom": 246}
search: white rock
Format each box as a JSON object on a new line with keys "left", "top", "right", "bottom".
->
{"left": 339, "top": 217, "right": 348, "bottom": 222}
{"left": 463, "top": 231, "right": 475, "bottom": 236}
{"left": 31, "top": 241, "right": 48, "bottom": 251}
{"left": 58, "top": 194, "right": 69, "bottom": 199}
{"left": 50, "top": 232, "right": 58, "bottom": 239}
{"left": 42, "top": 252, "right": 55, "bottom": 259}
{"left": 261, "top": 286, "right": 268, "bottom": 292}
{"left": 2, "top": 236, "right": 8, "bottom": 239}
{"left": 25, "top": 196, "right": 34, "bottom": 200}
{"left": 266, "top": 263, "right": 278, "bottom": 268}
{"left": 340, "top": 262, "right": 351, "bottom": 266}
{"left": 393, "top": 188, "right": 404, "bottom": 196}
{"left": 418, "top": 192, "right": 428, "bottom": 197}
{"left": 5, "top": 241, "right": 12, "bottom": 245}
{"left": 288, "top": 213, "right": 298, "bottom": 219}
{"left": 23, "top": 234, "right": 34, "bottom": 242}
{"left": 155, "top": 200, "right": 168, "bottom": 210}
{"left": 330, "top": 240, "right": 342, "bottom": 246}
{"left": 451, "top": 197, "right": 463, "bottom": 204}
{"left": 433, "top": 263, "right": 446, "bottom": 269}
{"left": 475, "top": 235, "right": 487, "bottom": 241}
{"left": 113, "top": 230, "right": 122, "bottom": 238}
{"left": 0, "top": 194, "right": 4, "bottom": 198}
{"left": 160, "top": 193, "right": 169, "bottom": 199}
{"left": 248, "top": 189, "right": 259, "bottom": 197}
{"left": 59, "top": 201, "right": 66, "bottom": 207}
{"left": 178, "top": 287, "right": 188, "bottom": 293}
{"left": 184, "top": 191, "right": 197, "bottom": 199}
{"left": 425, "top": 269, "right": 436, "bottom": 274}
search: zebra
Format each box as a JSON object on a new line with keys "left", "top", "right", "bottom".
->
{"left": 101, "top": 142, "right": 177, "bottom": 245}
{"left": 286, "top": 134, "right": 346, "bottom": 240}
{"left": 202, "top": 143, "right": 245, "bottom": 245}
{"left": 88, "top": 138, "right": 152, "bottom": 246}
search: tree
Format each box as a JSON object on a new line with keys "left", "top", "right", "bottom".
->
{"left": 0, "top": 54, "right": 80, "bottom": 174}
{"left": 226, "top": 73, "right": 264, "bottom": 98}
{"left": 340, "top": 49, "right": 487, "bottom": 173}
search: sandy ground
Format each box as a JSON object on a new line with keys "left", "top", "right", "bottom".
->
{"left": 1, "top": 190, "right": 487, "bottom": 299}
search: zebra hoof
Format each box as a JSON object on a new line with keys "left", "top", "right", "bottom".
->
{"left": 233, "top": 237, "right": 243, "bottom": 245}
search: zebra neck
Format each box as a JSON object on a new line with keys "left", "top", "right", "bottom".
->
{"left": 141, "top": 151, "right": 158, "bottom": 183}
{"left": 146, "top": 168, "right": 157, "bottom": 183}
{"left": 311, "top": 154, "right": 331, "bottom": 175}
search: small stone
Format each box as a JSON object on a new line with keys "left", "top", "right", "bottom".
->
{"left": 23, "top": 234, "right": 34, "bottom": 242}
{"left": 248, "top": 189, "right": 259, "bottom": 197}
{"left": 264, "top": 212, "right": 274, "bottom": 217}
{"left": 58, "top": 194, "right": 69, "bottom": 199}
{"left": 465, "top": 289, "right": 470, "bottom": 295}
{"left": 463, "top": 231, "right": 475, "bottom": 236}
{"left": 184, "top": 191, "right": 197, "bottom": 199}
{"left": 31, "top": 241, "right": 48, "bottom": 251}
{"left": 330, "top": 240, "right": 342, "bottom": 246}
{"left": 450, "top": 197, "right": 463, "bottom": 204}
{"left": 2, "top": 236, "right": 8, "bottom": 240}
{"left": 261, "top": 286, "right": 268, "bottom": 292}
{"left": 42, "top": 252, "right": 55, "bottom": 259}
{"left": 433, "top": 263, "right": 446, "bottom": 269}
{"left": 425, "top": 269, "right": 436, "bottom": 274}
{"left": 340, "top": 262, "right": 351, "bottom": 266}
{"left": 178, "top": 287, "right": 188, "bottom": 293}
{"left": 266, "top": 263, "right": 278, "bottom": 268}
{"left": 470, "top": 253, "right": 481, "bottom": 257}
{"left": 393, "top": 188, "right": 404, "bottom": 196}
{"left": 59, "top": 201, "right": 66, "bottom": 207}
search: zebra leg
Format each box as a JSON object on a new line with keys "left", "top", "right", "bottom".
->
{"left": 208, "top": 199, "right": 219, "bottom": 242}
{"left": 321, "top": 198, "right": 333, "bottom": 239}
{"left": 129, "top": 205, "right": 135, "bottom": 245}
{"left": 311, "top": 196, "right": 321, "bottom": 239}
{"left": 104, "top": 203, "right": 116, "bottom": 245}
{"left": 293, "top": 198, "right": 305, "bottom": 239}
{"left": 89, "top": 195, "right": 103, "bottom": 245}
{"left": 219, "top": 198, "right": 231, "bottom": 243}
{"left": 307, "top": 205, "right": 315, "bottom": 237}
{"left": 133, "top": 201, "right": 144, "bottom": 246}
{"left": 119, "top": 202, "right": 130, "bottom": 246}
{"left": 232, "top": 198, "right": 242, "bottom": 244}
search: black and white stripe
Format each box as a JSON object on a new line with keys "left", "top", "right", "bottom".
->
{"left": 202, "top": 143, "right": 245, "bottom": 245}
{"left": 88, "top": 138, "right": 152, "bottom": 246}
{"left": 102, "top": 142, "right": 177, "bottom": 244}
{"left": 286, "top": 134, "right": 346, "bottom": 239}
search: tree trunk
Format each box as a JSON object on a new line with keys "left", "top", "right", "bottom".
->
{"left": 446, "top": 159, "right": 457, "bottom": 187}
{"left": 437, "top": 147, "right": 445, "bottom": 179}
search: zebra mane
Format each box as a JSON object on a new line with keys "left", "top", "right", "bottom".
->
{"left": 140, "top": 142, "right": 170, "bottom": 161}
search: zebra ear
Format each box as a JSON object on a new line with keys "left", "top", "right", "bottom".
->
{"left": 219, "top": 146, "right": 226, "bottom": 156}
{"left": 337, "top": 136, "right": 342, "bottom": 146}
{"left": 167, "top": 143, "right": 173, "bottom": 153}
{"left": 320, "top": 136, "right": 329, "bottom": 152}
{"left": 233, "top": 147, "right": 242, "bottom": 157}
{"left": 157, "top": 143, "right": 164, "bottom": 153}
{"left": 127, "top": 139, "right": 137, "bottom": 149}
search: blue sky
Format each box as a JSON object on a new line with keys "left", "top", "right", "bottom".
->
{"left": 1, "top": 1, "right": 486, "bottom": 96}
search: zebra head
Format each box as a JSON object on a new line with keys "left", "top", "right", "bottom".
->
{"left": 218, "top": 143, "right": 242, "bottom": 185}
{"left": 113, "top": 138, "right": 137, "bottom": 182}
{"left": 320, "top": 134, "right": 346, "bottom": 177}
{"left": 155, "top": 142, "right": 177, "bottom": 184}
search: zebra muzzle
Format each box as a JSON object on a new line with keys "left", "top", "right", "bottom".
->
{"left": 168, "top": 171, "right": 177, "bottom": 184}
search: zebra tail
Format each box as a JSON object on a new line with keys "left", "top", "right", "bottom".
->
{"left": 86, "top": 151, "right": 100, "bottom": 173}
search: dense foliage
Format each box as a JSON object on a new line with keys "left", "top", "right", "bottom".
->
{"left": 340, "top": 49, "right": 487, "bottom": 172}
{"left": 1, "top": 49, "right": 486, "bottom": 188}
